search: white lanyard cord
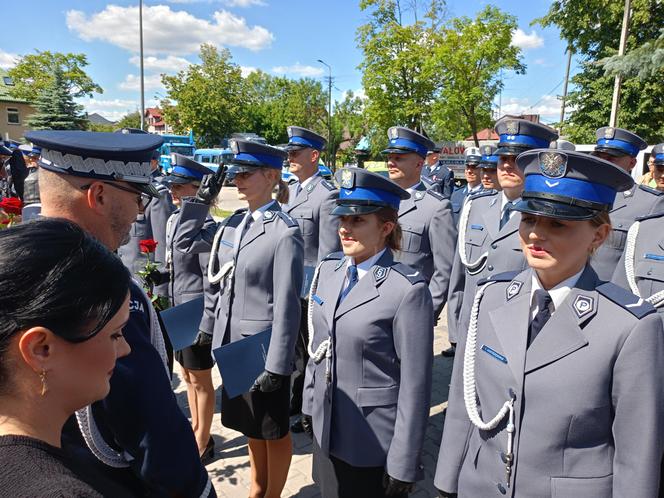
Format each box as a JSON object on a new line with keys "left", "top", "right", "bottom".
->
{"left": 457, "top": 198, "right": 488, "bottom": 275}
{"left": 624, "top": 221, "right": 664, "bottom": 308}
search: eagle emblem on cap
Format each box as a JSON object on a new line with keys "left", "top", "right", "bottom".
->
{"left": 287, "top": 126, "right": 294, "bottom": 138}
{"left": 388, "top": 127, "right": 399, "bottom": 140}
{"left": 340, "top": 169, "right": 354, "bottom": 189}
{"left": 539, "top": 151, "right": 567, "bottom": 178}
{"left": 481, "top": 146, "right": 491, "bottom": 155}
{"left": 506, "top": 120, "right": 519, "bottom": 135}
{"left": 229, "top": 139, "right": 239, "bottom": 154}
{"left": 604, "top": 127, "right": 615, "bottom": 139}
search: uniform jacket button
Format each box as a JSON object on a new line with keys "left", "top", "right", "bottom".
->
{"left": 491, "top": 243, "right": 498, "bottom": 249}
{"left": 496, "top": 483, "right": 507, "bottom": 494}
{"left": 500, "top": 451, "right": 508, "bottom": 463}
{"left": 488, "top": 265, "right": 494, "bottom": 271}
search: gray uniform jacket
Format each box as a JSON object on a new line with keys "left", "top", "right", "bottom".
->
{"left": 302, "top": 250, "right": 433, "bottom": 483}
{"left": 447, "top": 190, "right": 528, "bottom": 344}
{"left": 435, "top": 266, "right": 664, "bottom": 497}
{"left": 396, "top": 182, "right": 456, "bottom": 318}
{"left": 175, "top": 200, "right": 304, "bottom": 376}
{"left": 612, "top": 211, "right": 664, "bottom": 311}
{"left": 593, "top": 184, "right": 664, "bottom": 281}
{"left": 118, "top": 181, "right": 175, "bottom": 297}
{"left": 166, "top": 209, "right": 217, "bottom": 334}
{"left": 283, "top": 174, "right": 340, "bottom": 267}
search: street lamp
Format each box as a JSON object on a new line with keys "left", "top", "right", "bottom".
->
{"left": 139, "top": 0, "right": 145, "bottom": 131}
{"left": 317, "top": 59, "right": 332, "bottom": 169}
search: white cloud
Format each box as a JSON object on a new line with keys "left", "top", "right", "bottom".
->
{"left": 499, "top": 95, "right": 561, "bottom": 119}
{"left": 78, "top": 96, "right": 160, "bottom": 122}
{"left": 272, "top": 63, "right": 324, "bottom": 77}
{"left": 0, "top": 49, "right": 18, "bottom": 69}
{"left": 240, "top": 66, "right": 257, "bottom": 77}
{"left": 119, "top": 73, "right": 165, "bottom": 91}
{"left": 224, "top": 0, "right": 266, "bottom": 6}
{"left": 511, "top": 28, "right": 544, "bottom": 50}
{"left": 66, "top": 5, "right": 274, "bottom": 55}
{"left": 129, "top": 55, "right": 191, "bottom": 72}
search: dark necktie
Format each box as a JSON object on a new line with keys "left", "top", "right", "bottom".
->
{"left": 339, "top": 265, "right": 358, "bottom": 303}
{"left": 528, "top": 290, "right": 552, "bottom": 347}
{"left": 500, "top": 202, "right": 514, "bottom": 230}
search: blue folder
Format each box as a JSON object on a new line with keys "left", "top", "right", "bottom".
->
{"left": 213, "top": 328, "right": 272, "bottom": 399}
{"left": 158, "top": 296, "right": 204, "bottom": 352}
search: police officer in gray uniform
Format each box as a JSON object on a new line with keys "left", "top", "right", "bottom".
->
{"left": 303, "top": 167, "right": 433, "bottom": 498}
{"left": 383, "top": 126, "right": 457, "bottom": 319}
{"left": 282, "top": 126, "right": 340, "bottom": 429}
{"left": 422, "top": 143, "right": 455, "bottom": 199}
{"left": 591, "top": 127, "right": 664, "bottom": 281}
{"left": 436, "top": 149, "right": 664, "bottom": 498}
{"left": 445, "top": 119, "right": 558, "bottom": 355}
{"left": 450, "top": 147, "right": 483, "bottom": 225}
{"left": 118, "top": 149, "right": 175, "bottom": 299}
{"left": 478, "top": 144, "right": 500, "bottom": 191}
{"left": 175, "top": 139, "right": 303, "bottom": 497}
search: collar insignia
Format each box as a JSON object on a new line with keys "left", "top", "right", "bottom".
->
{"left": 373, "top": 266, "right": 388, "bottom": 283}
{"left": 264, "top": 210, "right": 274, "bottom": 220}
{"left": 506, "top": 280, "right": 523, "bottom": 301}
{"left": 573, "top": 295, "right": 594, "bottom": 319}
{"left": 415, "top": 191, "right": 424, "bottom": 200}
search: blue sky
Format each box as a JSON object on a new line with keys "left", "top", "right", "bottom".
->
{"left": 0, "top": 0, "right": 577, "bottom": 125}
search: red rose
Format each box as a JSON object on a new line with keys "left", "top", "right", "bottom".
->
{"left": 139, "top": 239, "right": 158, "bottom": 253}
{"left": 0, "top": 197, "right": 23, "bottom": 216}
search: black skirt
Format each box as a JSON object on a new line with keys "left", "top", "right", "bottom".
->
{"left": 174, "top": 343, "right": 214, "bottom": 370}
{"left": 220, "top": 377, "right": 291, "bottom": 440}
{"left": 312, "top": 438, "right": 406, "bottom": 498}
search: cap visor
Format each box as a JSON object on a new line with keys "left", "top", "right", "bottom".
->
{"left": 592, "top": 147, "right": 628, "bottom": 158}
{"left": 514, "top": 198, "right": 598, "bottom": 221}
{"left": 331, "top": 204, "right": 384, "bottom": 216}
{"left": 228, "top": 163, "right": 260, "bottom": 173}
{"left": 479, "top": 163, "right": 498, "bottom": 169}
{"left": 381, "top": 146, "right": 421, "bottom": 156}
{"left": 162, "top": 175, "right": 194, "bottom": 185}
{"left": 285, "top": 143, "right": 308, "bottom": 151}
{"left": 494, "top": 145, "right": 530, "bottom": 156}
{"left": 133, "top": 182, "right": 160, "bottom": 198}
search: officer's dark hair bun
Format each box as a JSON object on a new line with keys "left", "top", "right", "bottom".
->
{"left": 0, "top": 218, "right": 130, "bottom": 389}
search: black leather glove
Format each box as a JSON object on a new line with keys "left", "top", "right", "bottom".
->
{"left": 301, "top": 414, "right": 313, "bottom": 438}
{"left": 195, "top": 166, "right": 226, "bottom": 204}
{"left": 383, "top": 473, "right": 414, "bottom": 496}
{"left": 437, "top": 489, "right": 458, "bottom": 498}
{"left": 145, "top": 269, "right": 169, "bottom": 287}
{"left": 193, "top": 330, "right": 212, "bottom": 346}
{"left": 250, "top": 370, "right": 286, "bottom": 393}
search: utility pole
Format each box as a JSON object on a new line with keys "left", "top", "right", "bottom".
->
{"left": 139, "top": 0, "right": 145, "bottom": 131}
{"left": 317, "top": 59, "right": 332, "bottom": 168}
{"left": 609, "top": 0, "right": 631, "bottom": 127}
{"left": 558, "top": 48, "right": 573, "bottom": 135}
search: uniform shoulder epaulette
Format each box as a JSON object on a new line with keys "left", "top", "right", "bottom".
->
{"left": 421, "top": 175, "right": 435, "bottom": 186}
{"left": 477, "top": 270, "right": 520, "bottom": 286}
{"left": 468, "top": 189, "right": 498, "bottom": 201}
{"left": 636, "top": 210, "right": 664, "bottom": 222}
{"left": 154, "top": 182, "right": 169, "bottom": 193}
{"left": 320, "top": 179, "right": 336, "bottom": 191}
{"left": 638, "top": 184, "right": 664, "bottom": 196}
{"left": 274, "top": 211, "right": 298, "bottom": 228}
{"left": 323, "top": 251, "right": 344, "bottom": 261}
{"left": 425, "top": 189, "right": 445, "bottom": 201}
{"left": 390, "top": 262, "right": 426, "bottom": 284}
{"left": 597, "top": 282, "right": 656, "bottom": 318}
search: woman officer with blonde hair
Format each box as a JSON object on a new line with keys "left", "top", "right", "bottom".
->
{"left": 435, "top": 150, "right": 664, "bottom": 497}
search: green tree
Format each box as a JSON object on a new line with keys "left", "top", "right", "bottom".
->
{"left": 26, "top": 67, "right": 87, "bottom": 130}
{"left": 431, "top": 6, "right": 525, "bottom": 145}
{"left": 357, "top": 0, "right": 445, "bottom": 153}
{"left": 161, "top": 44, "right": 248, "bottom": 147}
{"left": 537, "top": 0, "right": 664, "bottom": 139}
{"left": 331, "top": 90, "right": 366, "bottom": 167}
{"left": 8, "top": 50, "right": 102, "bottom": 102}
{"left": 599, "top": 29, "right": 664, "bottom": 80}
{"left": 116, "top": 111, "right": 142, "bottom": 130}
{"left": 244, "top": 71, "right": 327, "bottom": 146}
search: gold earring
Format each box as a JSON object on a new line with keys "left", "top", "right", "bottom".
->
{"left": 39, "top": 370, "right": 47, "bottom": 397}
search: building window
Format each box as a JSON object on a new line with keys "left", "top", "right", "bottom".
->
{"left": 7, "top": 108, "right": 19, "bottom": 125}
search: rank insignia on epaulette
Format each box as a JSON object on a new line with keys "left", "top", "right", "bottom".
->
{"left": 539, "top": 151, "right": 567, "bottom": 178}
{"left": 340, "top": 169, "right": 354, "bottom": 188}
{"left": 604, "top": 127, "right": 615, "bottom": 139}
{"left": 306, "top": 183, "right": 314, "bottom": 193}
{"left": 506, "top": 280, "right": 523, "bottom": 301}
{"left": 573, "top": 295, "right": 594, "bottom": 318}
{"left": 506, "top": 120, "right": 519, "bottom": 135}
{"left": 373, "top": 266, "right": 388, "bottom": 284}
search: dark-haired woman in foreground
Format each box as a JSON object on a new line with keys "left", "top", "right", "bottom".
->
{"left": 0, "top": 218, "right": 133, "bottom": 497}
{"left": 435, "top": 150, "right": 664, "bottom": 497}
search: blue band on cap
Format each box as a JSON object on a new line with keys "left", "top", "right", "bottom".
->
{"left": 499, "top": 134, "right": 550, "bottom": 149}
{"left": 525, "top": 174, "right": 616, "bottom": 206}
{"left": 289, "top": 135, "right": 324, "bottom": 150}
{"left": 234, "top": 152, "right": 283, "bottom": 169}
{"left": 172, "top": 165, "right": 205, "bottom": 180}
{"left": 596, "top": 138, "right": 640, "bottom": 157}
{"left": 655, "top": 153, "right": 664, "bottom": 162}
{"left": 386, "top": 137, "right": 428, "bottom": 156}
{"left": 339, "top": 187, "right": 401, "bottom": 209}
{"left": 481, "top": 155, "right": 499, "bottom": 163}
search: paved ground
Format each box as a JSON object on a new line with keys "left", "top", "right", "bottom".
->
{"left": 174, "top": 307, "right": 454, "bottom": 498}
